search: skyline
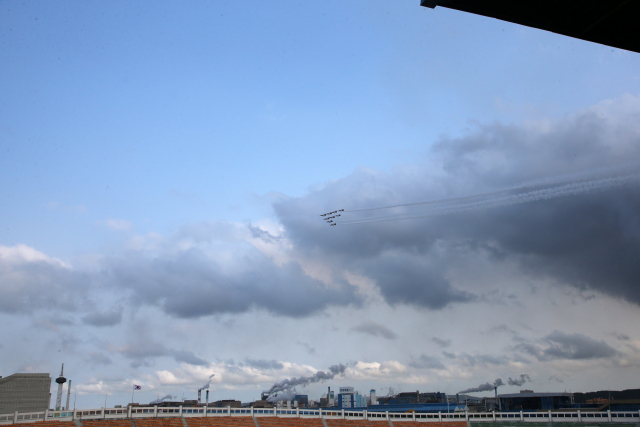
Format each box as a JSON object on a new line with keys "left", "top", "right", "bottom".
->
{"left": 2, "top": 0, "right": 640, "bottom": 409}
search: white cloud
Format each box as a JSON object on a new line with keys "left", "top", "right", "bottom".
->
{"left": 104, "top": 219, "right": 134, "bottom": 231}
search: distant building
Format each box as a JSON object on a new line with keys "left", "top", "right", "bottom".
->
{"left": 249, "top": 400, "right": 273, "bottom": 408}
{"left": 0, "top": 373, "right": 52, "bottom": 414}
{"left": 586, "top": 397, "right": 609, "bottom": 405}
{"left": 498, "top": 391, "right": 574, "bottom": 411}
{"left": 378, "top": 391, "right": 446, "bottom": 405}
{"left": 294, "top": 395, "right": 308, "bottom": 407}
{"left": 597, "top": 400, "right": 640, "bottom": 412}
{"left": 210, "top": 399, "right": 241, "bottom": 408}
{"left": 338, "top": 387, "right": 366, "bottom": 408}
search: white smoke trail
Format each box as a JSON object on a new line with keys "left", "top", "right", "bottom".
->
{"left": 337, "top": 172, "right": 640, "bottom": 225}
{"left": 199, "top": 374, "right": 215, "bottom": 392}
{"left": 343, "top": 162, "right": 640, "bottom": 214}
{"left": 459, "top": 378, "right": 503, "bottom": 394}
{"left": 264, "top": 364, "right": 347, "bottom": 402}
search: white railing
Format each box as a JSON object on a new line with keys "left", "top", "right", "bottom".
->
{"left": 0, "top": 407, "right": 639, "bottom": 425}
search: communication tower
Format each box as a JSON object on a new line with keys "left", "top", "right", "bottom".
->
{"left": 55, "top": 364, "right": 67, "bottom": 411}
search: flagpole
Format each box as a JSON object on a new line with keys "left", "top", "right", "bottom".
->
{"left": 132, "top": 386, "right": 134, "bottom": 405}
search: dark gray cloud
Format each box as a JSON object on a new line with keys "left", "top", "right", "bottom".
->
{"left": 516, "top": 330, "right": 618, "bottom": 361}
{"left": 351, "top": 321, "right": 397, "bottom": 340}
{"left": 86, "top": 352, "right": 113, "bottom": 366}
{"left": 297, "top": 341, "right": 316, "bottom": 355}
{"left": 0, "top": 248, "right": 90, "bottom": 314}
{"left": 82, "top": 307, "right": 123, "bottom": 327}
{"left": 116, "top": 340, "right": 208, "bottom": 367}
{"left": 445, "top": 352, "right": 509, "bottom": 367}
{"left": 104, "top": 237, "right": 359, "bottom": 318}
{"left": 431, "top": 337, "right": 451, "bottom": 348}
{"left": 242, "top": 358, "right": 284, "bottom": 370}
{"left": 409, "top": 354, "right": 445, "bottom": 370}
{"left": 273, "top": 95, "right": 640, "bottom": 309}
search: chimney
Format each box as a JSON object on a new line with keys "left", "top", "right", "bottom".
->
{"left": 206, "top": 390, "right": 209, "bottom": 405}
{"left": 456, "top": 393, "right": 459, "bottom": 403}
{"left": 198, "top": 389, "right": 201, "bottom": 404}
{"left": 66, "top": 380, "right": 72, "bottom": 411}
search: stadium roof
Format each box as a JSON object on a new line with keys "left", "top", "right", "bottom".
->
{"left": 420, "top": 0, "right": 640, "bottom": 53}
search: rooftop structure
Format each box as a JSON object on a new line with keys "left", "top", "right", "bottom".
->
{"left": 420, "top": 0, "right": 640, "bottom": 53}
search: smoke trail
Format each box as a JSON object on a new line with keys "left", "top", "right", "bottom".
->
{"left": 337, "top": 172, "right": 640, "bottom": 225}
{"left": 507, "top": 374, "right": 530, "bottom": 386}
{"left": 150, "top": 394, "right": 175, "bottom": 404}
{"left": 459, "top": 378, "right": 503, "bottom": 394}
{"left": 264, "top": 364, "right": 347, "bottom": 402}
{"left": 199, "top": 374, "right": 215, "bottom": 392}
{"left": 343, "top": 162, "right": 640, "bottom": 214}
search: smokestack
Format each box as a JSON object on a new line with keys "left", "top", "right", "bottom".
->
{"left": 198, "top": 389, "right": 201, "bottom": 404}
{"left": 206, "top": 390, "right": 209, "bottom": 405}
{"left": 66, "top": 380, "right": 72, "bottom": 411}
{"left": 456, "top": 393, "right": 459, "bottom": 403}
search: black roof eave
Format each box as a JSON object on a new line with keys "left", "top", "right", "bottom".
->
{"left": 420, "top": 0, "right": 640, "bottom": 54}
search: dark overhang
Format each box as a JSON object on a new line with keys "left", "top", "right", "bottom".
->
{"left": 420, "top": 0, "right": 640, "bottom": 53}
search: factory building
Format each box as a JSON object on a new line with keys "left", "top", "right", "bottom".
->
{"left": 498, "top": 391, "right": 574, "bottom": 411}
{"left": 293, "top": 395, "right": 308, "bottom": 407}
{"left": 337, "top": 387, "right": 366, "bottom": 408}
{"left": 0, "top": 373, "right": 52, "bottom": 414}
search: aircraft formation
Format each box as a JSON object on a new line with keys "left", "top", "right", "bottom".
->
{"left": 320, "top": 209, "right": 344, "bottom": 226}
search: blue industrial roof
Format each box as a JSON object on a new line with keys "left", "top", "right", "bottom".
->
{"left": 367, "top": 403, "right": 468, "bottom": 413}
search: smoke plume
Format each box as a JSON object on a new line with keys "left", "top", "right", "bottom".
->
{"left": 459, "top": 378, "right": 503, "bottom": 394}
{"left": 150, "top": 394, "right": 175, "bottom": 404}
{"left": 199, "top": 374, "right": 215, "bottom": 391}
{"left": 507, "top": 374, "right": 531, "bottom": 386}
{"left": 264, "top": 364, "right": 347, "bottom": 402}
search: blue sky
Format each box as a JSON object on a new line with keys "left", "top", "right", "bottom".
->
{"left": 2, "top": 0, "right": 640, "bottom": 409}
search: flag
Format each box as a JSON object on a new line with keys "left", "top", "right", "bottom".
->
{"left": 134, "top": 385, "right": 141, "bottom": 390}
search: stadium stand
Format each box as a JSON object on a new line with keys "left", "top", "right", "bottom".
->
{"left": 185, "top": 417, "right": 255, "bottom": 427}
{"left": 82, "top": 420, "right": 134, "bottom": 427}
{"left": 256, "top": 417, "right": 326, "bottom": 427}
{"left": 5, "top": 423, "right": 76, "bottom": 427}
{"left": 134, "top": 418, "right": 184, "bottom": 427}
{"left": 394, "top": 422, "right": 466, "bottom": 427}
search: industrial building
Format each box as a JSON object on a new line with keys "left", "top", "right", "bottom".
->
{"left": 0, "top": 373, "right": 51, "bottom": 414}
{"left": 337, "top": 387, "right": 366, "bottom": 408}
{"left": 498, "top": 391, "right": 574, "bottom": 411}
{"left": 377, "top": 391, "right": 446, "bottom": 405}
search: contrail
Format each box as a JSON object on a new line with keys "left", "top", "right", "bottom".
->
{"left": 343, "top": 162, "right": 640, "bottom": 214}
{"left": 336, "top": 171, "right": 640, "bottom": 225}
